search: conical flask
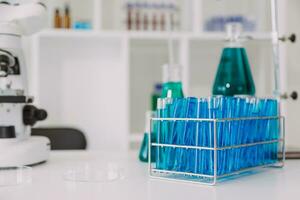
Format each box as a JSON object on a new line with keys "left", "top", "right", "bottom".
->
{"left": 139, "top": 64, "right": 184, "bottom": 163}
{"left": 212, "top": 23, "right": 256, "bottom": 96}
{"left": 138, "top": 111, "right": 155, "bottom": 162}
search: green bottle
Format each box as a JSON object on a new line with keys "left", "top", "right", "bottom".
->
{"left": 161, "top": 64, "right": 184, "bottom": 98}
{"left": 212, "top": 23, "right": 256, "bottom": 96}
{"left": 151, "top": 83, "right": 162, "bottom": 111}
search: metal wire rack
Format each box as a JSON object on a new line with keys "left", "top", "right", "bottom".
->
{"left": 148, "top": 116, "right": 285, "bottom": 185}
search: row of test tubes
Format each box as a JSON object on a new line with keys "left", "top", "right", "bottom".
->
{"left": 154, "top": 96, "right": 280, "bottom": 176}
{"left": 124, "top": 0, "right": 180, "bottom": 31}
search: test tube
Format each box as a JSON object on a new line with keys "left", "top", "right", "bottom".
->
{"left": 155, "top": 98, "right": 167, "bottom": 169}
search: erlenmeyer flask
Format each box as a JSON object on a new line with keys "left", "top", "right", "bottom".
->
{"left": 138, "top": 111, "right": 156, "bottom": 162}
{"left": 139, "top": 64, "right": 184, "bottom": 163}
{"left": 213, "top": 23, "right": 256, "bottom": 96}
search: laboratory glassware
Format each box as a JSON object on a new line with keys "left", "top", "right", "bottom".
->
{"left": 139, "top": 111, "right": 156, "bottom": 162}
{"left": 149, "top": 96, "right": 284, "bottom": 185}
{"left": 212, "top": 23, "right": 256, "bottom": 96}
{"left": 54, "top": 8, "right": 62, "bottom": 28}
{"left": 151, "top": 83, "right": 162, "bottom": 111}
{"left": 63, "top": 5, "right": 71, "bottom": 29}
{"left": 161, "top": 64, "right": 184, "bottom": 98}
{"left": 148, "top": 0, "right": 292, "bottom": 186}
{"left": 63, "top": 162, "right": 124, "bottom": 182}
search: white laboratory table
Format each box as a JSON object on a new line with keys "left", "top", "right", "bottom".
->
{"left": 1, "top": 151, "right": 300, "bottom": 200}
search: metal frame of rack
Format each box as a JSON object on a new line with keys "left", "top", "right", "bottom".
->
{"left": 148, "top": 116, "right": 285, "bottom": 185}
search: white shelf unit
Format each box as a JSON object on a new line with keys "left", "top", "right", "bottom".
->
{"left": 43, "top": 0, "right": 193, "bottom": 32}
{"left": 43, "top": 0, "right": 96, "bottom": 29}
{"left": 30, "top": 33, "right": 129, "bottom": 151}
{"left": 28, "top": 0, "right": 299, "bottom": 151}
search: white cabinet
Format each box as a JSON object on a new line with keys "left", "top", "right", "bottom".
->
{"left": 27, "top": 0, "right": 299, "bottom": 151}
{"left": 284, "top": 0, "right": 300, "bottom": 151}
{"left": 30, "top": 33, "right": 129, "bottom": 150}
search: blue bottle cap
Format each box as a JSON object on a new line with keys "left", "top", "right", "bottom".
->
{"left": 155, "top": 83, "right": 163, "bottom": 91}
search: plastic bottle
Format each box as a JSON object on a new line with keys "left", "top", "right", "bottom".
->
{"left": 212, "top": 23, "right": 256, "bottom": 96}
{"left": 161, "top": 64, "right": 184, "bottom": 98}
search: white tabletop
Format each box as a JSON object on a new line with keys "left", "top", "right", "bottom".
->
{"left": 1, "top": 151, "right": 300, "bottom": 200}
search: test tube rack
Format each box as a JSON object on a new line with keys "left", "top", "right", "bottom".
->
{"left": 148, "top": 115, "right": 285, "bottom": 185}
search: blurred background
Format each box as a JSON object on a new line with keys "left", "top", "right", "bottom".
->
{"left": 22, "top": 0, "right": 299, "bottom": 151}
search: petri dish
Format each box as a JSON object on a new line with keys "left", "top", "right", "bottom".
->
{"left": 63, "top": 163, "right": 124, "bottom": 183}
{"left": 0, "top": 166, "right": 32, "bottom": 187}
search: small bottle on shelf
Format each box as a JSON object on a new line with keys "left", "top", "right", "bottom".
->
{"left": 167, "top": 2, "right": 175, "bottom": 31}
{"left": 54, "top": 8, "right": 62, "bottom": 28}
{"left": 152, "top": 14, "right": 158, "bottom": 31}
{"left": 126, "top": 2, "right": 134, "bottom": 30}
{"left": 159, "top": 3, "right": 166, "bottom": 31}
{"left": 169, "top": 1, "right": 179, "bottom": 31}
{"left": 63, "top": 5, "right": 71, "bottom": 29}
{"left": 134, "top": 1, "right": 141, "bottom": 31}
{"left": 142, "top": 2, "right": 149, "bottom": 31}
{"left": 147, "top": 1, "right": 153, "bottom": 31}
{"left": 151, "top": 1, "right": 159, "bottom": 31}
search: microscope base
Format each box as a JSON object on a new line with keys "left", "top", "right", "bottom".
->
{"left": 0, "top": 136, "right": 50, "bottom": 168}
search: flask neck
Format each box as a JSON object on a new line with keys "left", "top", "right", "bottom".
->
{"left": 225, "top": 23, "right": 243, "bottom": 48}
{"left": 162, "top": 64, "right": 182, "bottom": 83}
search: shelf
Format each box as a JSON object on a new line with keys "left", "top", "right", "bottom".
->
{"left": 188, "top": 32, "right": 273, "bottom": 41}
{"left": 37, "top": 29, "right": 183, "bottom": 40}
{"left": 37, "top": 29, "right": 124, "bottom": 38}
{"left": 128, "top": 31, "right": 183, "bottom": 40}
{"left": 36, "top": 29, "right": 273, "bottom": 41}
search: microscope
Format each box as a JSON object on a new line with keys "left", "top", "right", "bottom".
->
{"left": 0, "top": 0, "right": 50, "bottom": 167}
